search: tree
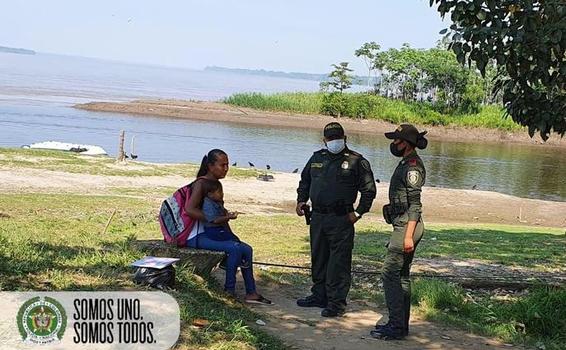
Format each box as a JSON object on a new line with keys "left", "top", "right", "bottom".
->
{"left": 322, "top": 62, "right": 354, "bottom": 93}
{"left": 431, "top": 0, "right": 565, "bottom": 139}
{"left": 372, "top": 44, "right": 474, "bottom": 110}
{"left": 373, "top": 45, "right": 423, "bottom": 100}
{"left": 355, "top": 41, "right": 381, "bottom": 88}
{"left": 420, "top": 48, "right": 473, "bottom": 111}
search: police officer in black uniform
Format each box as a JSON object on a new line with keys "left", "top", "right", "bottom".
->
{"left": 371, "top": 124, "right": 428, "bottom": 340}
{"left": 296, "top": 122, "right": 376, "bottom": 317}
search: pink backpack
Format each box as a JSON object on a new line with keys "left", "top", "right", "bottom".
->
{"left": 158, "top": 178, "right": 204, "bottom": 247}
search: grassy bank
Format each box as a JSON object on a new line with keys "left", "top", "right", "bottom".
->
{"left": 413, "top": 279, "right": 566, "bottom": 350}
{"left": 2, "top": 192, "right": 563, "bottom": 348}
{"left": 224, "top": 92, "right": 521, "bottom": 131}
{"left": 0, "top": 148, "right": 258, "bottom": 178}
{"left": 2, "top": 149, "right": 564, "bottom": 349}
{"left": 0, "top": 193, "right": 285, "bottom": 350}
{"left": 230, "top": 214, "right": 566, "bottom": 272}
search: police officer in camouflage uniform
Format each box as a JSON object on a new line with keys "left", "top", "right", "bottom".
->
{"left": 371, "top": 124, "right": 428, "bottom": 340}
{"left": 296, "top": 122, "right": 376, "bottom": 317}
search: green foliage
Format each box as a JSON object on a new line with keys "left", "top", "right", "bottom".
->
{"left": 320, "top": 62, "right": 353, "bottom": 93}
{"left": 431, "top": 0, "right": 566, "bottom": 139}
{"left": 413, "top": 280, "right": 566, "bottom": 349}
{"left": 374, "top": 43, "right": 490, "bottom": 113}
{"left": 354, "top": 41, "right": 381, "bottom": 87}
{"left": 225, "top": 92, "right": 520, "bottom": 130}
{"left": 320, "top": 92, "right": 347, "bottom": 117}
{"left": 223, "top": 92, "right": 322, "bottom": 114}
{"left": 508, "top": 287, "right": 566, "bottom": 341}
{"left": 461, "top": 82, "right": 485, "bottom": 114}
{"left": 412, "top": 279, "right": 468, "bottom": 312}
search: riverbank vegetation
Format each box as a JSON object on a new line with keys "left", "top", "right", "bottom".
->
{"left": 224, "top": 92, "right": 519, "bottom": 130}
{"left": 224, "top": 41, "right": 524, "bottom": 131}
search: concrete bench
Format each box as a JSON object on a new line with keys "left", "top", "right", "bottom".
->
{"left": 133, "top": 239, "right": 225, "bottom": 276}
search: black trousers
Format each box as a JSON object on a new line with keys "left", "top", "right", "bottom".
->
{"left": 309, "top": 212, "right": 355, "bottom": 311}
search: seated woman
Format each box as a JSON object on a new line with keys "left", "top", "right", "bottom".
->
{"left": 184, "top": 149, "right": 271, "bottom": 305}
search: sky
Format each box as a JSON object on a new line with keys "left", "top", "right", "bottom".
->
{"left": 0, "top": 0, "right": 446, "bottom": 74}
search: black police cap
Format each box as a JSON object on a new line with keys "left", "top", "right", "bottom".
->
{"left": 324, "top": 122, "right": 345, "bottom": 138}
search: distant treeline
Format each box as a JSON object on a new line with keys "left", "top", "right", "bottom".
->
{"left": 0, "top": 46, "right": 36, "bottom": 55}
{"left": 204, "top": 66, "right": 373, "bottom": 86}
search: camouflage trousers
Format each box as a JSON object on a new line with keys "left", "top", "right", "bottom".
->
{"left": 382, "top": 218, "right": 424, "bottom": 332}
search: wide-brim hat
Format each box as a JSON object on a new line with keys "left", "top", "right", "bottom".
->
{"left": 385, "top": 124, "right": 428, "bottom": 149}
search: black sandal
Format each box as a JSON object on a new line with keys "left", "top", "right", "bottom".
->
{"left": 245, "top": 295, "right": 272, "bottom": 305}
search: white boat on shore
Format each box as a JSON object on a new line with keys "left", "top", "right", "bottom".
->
{"left": 22, "top": 141, "right": 108, "bottom": 156}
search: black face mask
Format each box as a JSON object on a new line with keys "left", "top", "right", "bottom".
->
{"left": 389, "top": 142, "right": 405, "bottom": 157}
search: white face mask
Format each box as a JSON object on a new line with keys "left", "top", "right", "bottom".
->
{"left": 326, "top": 139, "right": 346, "bottom": 154}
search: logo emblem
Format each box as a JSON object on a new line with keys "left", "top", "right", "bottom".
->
{"left": 17, "top": 296, "right": 67, "bottom": 344}
{"left": 341, "top": 161, "right": 349, "bottom": 169}
{"left": 407, "top": 170, "right": 421, "bottom": 187}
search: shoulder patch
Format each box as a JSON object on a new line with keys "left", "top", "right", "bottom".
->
{"left": 407, "top": 170, "right": 422, "bottom": 187}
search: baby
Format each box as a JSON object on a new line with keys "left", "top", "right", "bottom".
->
{"left": 198, "top": 179, "right": 270, "bottom": 304}
{"left": 202, "top": 180, "right": 240, "bottom": 241}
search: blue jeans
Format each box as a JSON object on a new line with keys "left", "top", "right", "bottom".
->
{"left": 203, "top": 225, "right": 239, "bottom": 241}
{"left": 188, "top": 234, "right": 256, "bottom": 294}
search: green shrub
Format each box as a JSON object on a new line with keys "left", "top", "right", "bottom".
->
{"left": 224, "top": 92, "right": 521, "bottom": 131}
{"left": 321, "top": 92, "right": 348, "bottom": 117}
{"left": 413, "top": 279, "right": 566, "bottom": 349}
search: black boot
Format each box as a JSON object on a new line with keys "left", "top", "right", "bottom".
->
{"left": 321, "top": 307, "right": 345, "bottom": 317}
{"left": 376, "top": 322, "right": 408, "bottom": 336}
{"left": 370, "top": 324, "right": 405, "bottom": 340}
{"left": 296, "top": 295, "right": 327, "bottom": 308}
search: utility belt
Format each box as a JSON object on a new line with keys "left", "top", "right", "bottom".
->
{"left": 382, "top": 203, "right": 408, "bottom": 224}
{"left": 312, "top": 204, "right": 354, "bottom": 216}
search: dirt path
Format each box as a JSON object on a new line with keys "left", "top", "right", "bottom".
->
{"left": 217, "top": 271, "right": 525, "bottom": 350}
{"left": 75, "top": 99, "right": 566, "bottom": 147}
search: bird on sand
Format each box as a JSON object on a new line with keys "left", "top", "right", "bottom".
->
{"left": 292, "top": 168, "right": 299, "bottom": 173}
{"left": 248, "top": 162, "right": 255, "bottom": 168}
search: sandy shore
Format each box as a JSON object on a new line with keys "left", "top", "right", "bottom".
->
{"left": 75, "top": 99, "right": 566, "bottom": 147}
{"left": 1, "top": 166, "right": 565, "bottom": 228}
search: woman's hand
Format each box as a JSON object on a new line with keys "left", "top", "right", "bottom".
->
{"left": 227, "top": 211, "right": 239, "bottom": 220}
{"left": 403, "top": 237, "right": 414, "bottom": 253}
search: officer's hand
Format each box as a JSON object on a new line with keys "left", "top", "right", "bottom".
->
{"left": 296, "top": 202, "right": 307, "bottom": 216}
{"left": 347, "top": 212, "right": 359, "bottom": 224}
{"left": 403, "top": 238, "right": 414, "bottom": 253}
